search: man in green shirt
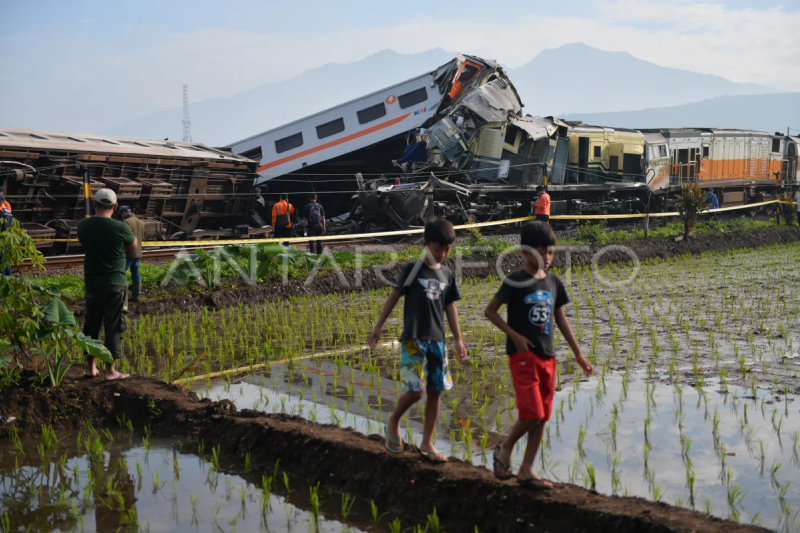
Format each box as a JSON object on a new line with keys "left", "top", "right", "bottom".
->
{"left": 77, "top": 189, "right": 137, "bottom": 380}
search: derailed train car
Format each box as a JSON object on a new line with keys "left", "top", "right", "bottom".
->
{"left": 0, "top": 128, "right": 267, "bottom": 253}
{"left": 230, "top": 52, "right": 798, "bottom": 231}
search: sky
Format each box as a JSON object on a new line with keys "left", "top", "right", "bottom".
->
{"left": 1, "top": 0, "right": 799, "bottom": 134}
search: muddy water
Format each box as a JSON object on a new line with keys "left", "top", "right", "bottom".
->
{"left": 199, "top": 368, "right": 800, "bottom": 531}
{"left": 0, "top": 430, "right": 395, "bottom": 532}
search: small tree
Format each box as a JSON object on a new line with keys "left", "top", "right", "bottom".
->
{"left": 677, "top": 183, "right": 707, "bottom": 240}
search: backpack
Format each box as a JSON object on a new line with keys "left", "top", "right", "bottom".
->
{"left": 308, "top": 203, "right": 322, "bottom": 225}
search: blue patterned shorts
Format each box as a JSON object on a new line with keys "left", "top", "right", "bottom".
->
{"left": 399, "top": 339, "right": 453, "bottom": 392}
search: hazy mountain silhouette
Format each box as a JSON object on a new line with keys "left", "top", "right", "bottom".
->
{"left": 104, "top": 44, "right": 775, "bottom": 146}
{"left": 515, "top": 43, "right": 772, "bottom": 116}
{"left": 560, "top": 93, "right": 799, "bottom": 134}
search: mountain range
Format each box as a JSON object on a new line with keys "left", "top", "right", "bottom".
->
{"left": 561, "top": 93, "right": 799, "bottom": 134}
{"left": 104, "top": 44, "right": 789, "bottom": 146}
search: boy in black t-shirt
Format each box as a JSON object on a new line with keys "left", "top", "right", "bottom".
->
{"left": 368, "top": 219, "right": 467, "bottom": 463}
{"left": 484, "top": 221, "right": 593, "bottom": 489}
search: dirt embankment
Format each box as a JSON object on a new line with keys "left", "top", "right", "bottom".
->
{"left": 0, "top": 372, "right": 766, "bottom": 533}
{"left": 103, "top": 225, "right": 800, "bottom": 318}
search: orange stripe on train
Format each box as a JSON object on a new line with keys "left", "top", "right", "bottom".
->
{"left": 257, "top": 113, "right": 412, "bottom": 172}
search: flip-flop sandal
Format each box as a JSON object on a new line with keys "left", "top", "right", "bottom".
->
{"left": 420, "top": 450, "right": 448, "bottom": 464}
{"left": 83, "top": 373, "right": 100, "bottom": 379}
{"left": 104, "top": 374, "right": 131, "bottom": 382}
{"left": 384, "top": 424, "right": 403, "bottom": 454}
{"left": 517, "top": 477, "right": 553, "bottom": 491}
{"left": 492, "top": 449, "right": 514, "bottom": 480}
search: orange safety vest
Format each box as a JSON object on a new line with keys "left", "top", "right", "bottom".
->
{"left": 0, "top": 200, "right": 11, "bottom": 213}
{"left": 272, "top": 200, "right": 295, "bottom": 227}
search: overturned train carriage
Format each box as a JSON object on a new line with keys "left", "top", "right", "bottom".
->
{"left": 0, "top": 128, "right": 268, "bottom": 253}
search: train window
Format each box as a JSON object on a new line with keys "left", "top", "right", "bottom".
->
{"left": 398, "top": 88, "right": 428, "bottom": 109}
{"left": 702, "top": 145, "right": 709, "bottom": 158}
{"left": 357, "top": 103, "right": 387, "bottom": 124}
{"left": 458, "top": 64, "right": 479, "bottom": 86}
{"left": 275, "top": 132, "right": 303, "bottom": 154}
{"left": 772, "top": 138, "right": 781, "bottom": 153}
{"left": 659, "top": 145, "right": 667, "bottom": 157}
{"left": 609, "top": 156, "right": 619, "bottom": 172}
{"left": 316, "top": 118, "right": 346, "bottom": 139}
{"left": 240, "top": 146, "right": 263, "bottom": 161}
{"left": 504, "top": 126, "right": 517, "bottom": 145}
{"left": 593, "top": 146, "right": 601, "bottom": 158}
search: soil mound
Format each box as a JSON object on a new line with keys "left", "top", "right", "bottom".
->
{"left": 0, "top": 372, "right": 767, "bottom": 533}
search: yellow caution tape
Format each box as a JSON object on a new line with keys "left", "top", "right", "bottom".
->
{"left": 31, "top": 199, "right": 793, "bottom": 247}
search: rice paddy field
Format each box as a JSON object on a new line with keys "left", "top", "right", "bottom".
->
{"left": 3, "top": 241, "right": 800, "bottom": 532}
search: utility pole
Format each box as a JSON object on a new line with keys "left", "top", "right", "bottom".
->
{"left": 182, "top": 84, "right": 192, "bottom": 143}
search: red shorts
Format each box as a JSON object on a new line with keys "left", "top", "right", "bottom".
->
{"left": 508, "top": 352, "right": 556, "bottom": 421}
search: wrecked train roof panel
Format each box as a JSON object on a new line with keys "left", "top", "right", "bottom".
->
{"left": 0, "top": 127, "right": 254, "bottom": 163}
{"left": 510, "top": 117, "right": 562, "bottom": 141}
{"left": 459, "top": 79, "right": 522, "bottom": 123}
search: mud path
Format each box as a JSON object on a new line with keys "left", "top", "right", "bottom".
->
{"left": 0, "top": 371, "right": 766, "bottom": 533}
{"left": 92, "top": 225, "right": 800, "bottom": 319}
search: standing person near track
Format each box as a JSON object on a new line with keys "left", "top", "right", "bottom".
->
{"left": 484, "top": 221, "right": 593, "bottom": 489}
{"left": 368, "top": 218, "right": 467, "bottom": 463}
{"left": 704, "top": 187, "right": 720, "bottom": 221}
{"left": 302, "top": 193, "right": 326, "bottom": 255}
{"left": 118, "top": 206, "right": 145, "bottom": 303}
{"left": 77, "top": 189, "right": 137, "bottom": 380}
{"left": 795, "top": 190, "right": 800, "bottom": 227}
{"left": 532, "top": 185, "right": 551, "bottom": 223}
{"left": 0, "top": 193, "right": 13, "bottom": 276}
{"left": 272, "top": 193, "right": 295, "bottom": 244}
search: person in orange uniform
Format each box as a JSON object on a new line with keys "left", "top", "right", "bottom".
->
{"left": 0, "top": 193, "right": 11, "bottom": 220}
{"left": 271, "top": 193, "right": 296, "bottom": 242}
{"left": 532, "top": 185, "right": 551, "bottom": 223}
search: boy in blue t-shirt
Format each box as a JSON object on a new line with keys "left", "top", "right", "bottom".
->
{"left": 368, "top": 219, "right": 467, "bottom": 463}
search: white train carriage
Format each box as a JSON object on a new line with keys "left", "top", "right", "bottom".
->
{"left": 227, "top": 59, "right": 461, "bottom": 185}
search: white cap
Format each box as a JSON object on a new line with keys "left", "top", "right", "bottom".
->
{"left": 94, "top": 188, "right": 117, "bottom": 207}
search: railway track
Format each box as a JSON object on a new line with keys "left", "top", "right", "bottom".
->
{"left": 21, "top": 237, "right": 398, "bottom": 272}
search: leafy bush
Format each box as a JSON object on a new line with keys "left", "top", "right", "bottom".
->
{"left": 0, "top": 222, "right": 112, "bottom": 387}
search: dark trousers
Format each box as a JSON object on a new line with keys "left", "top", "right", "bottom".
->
{"left": 274, "top": 225, "right": 293, "bottom": 246}
{"left": 536, "top": 214, "right": 550, "bottom": 224}
{"left": 84, "top": 285, "right": 126, "bottom": 361}
{"left": 308, "top": 223, "right": 324, "bottom": 254}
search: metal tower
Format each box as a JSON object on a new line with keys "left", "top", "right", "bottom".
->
{"left": 182, "top": 84, "right": 192, "bottom": 143}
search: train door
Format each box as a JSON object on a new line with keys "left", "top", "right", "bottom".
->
{"left": 578, "top": 137, "right": 590, "bottom": 182}
{"left": 677, "top": 148, "right": 689, "bottom": 181}
{"left": 550, "top": 136, "right": 570, "bottom": 185}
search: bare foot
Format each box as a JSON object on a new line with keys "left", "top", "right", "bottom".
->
{"left": 104, "top": 372, "right": 130, "bottom": 381}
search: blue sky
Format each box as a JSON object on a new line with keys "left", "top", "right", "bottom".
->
{"left": 1, "top": 0, "right": 798, "bottom": 133}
